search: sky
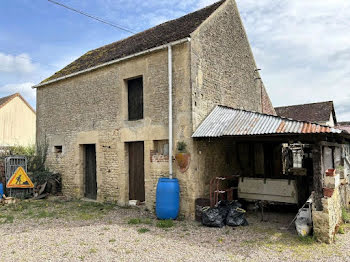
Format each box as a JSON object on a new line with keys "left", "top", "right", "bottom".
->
{"left": 1, "top": 0, "right": 349, "bottom": 121}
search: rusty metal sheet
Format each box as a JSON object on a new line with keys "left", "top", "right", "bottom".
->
{"left": 192, "top": 105, "right": 344, "bottom": 138}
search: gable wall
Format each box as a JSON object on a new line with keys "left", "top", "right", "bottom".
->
{"left": 0, "top": 96, "right": 36, "bottom": 146}
{"left": 190, "top": 0, "right": 275, "bottom": 130}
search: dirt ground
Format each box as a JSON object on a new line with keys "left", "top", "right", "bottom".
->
{"left": 0, "top": 198, "right": 349, "bottom": 262}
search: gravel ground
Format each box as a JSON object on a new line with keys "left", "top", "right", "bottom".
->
{"left": 0, "top": 199, "right": 350, "bottom": 262}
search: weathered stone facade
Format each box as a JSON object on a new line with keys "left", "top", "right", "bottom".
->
{"left": 36, "top": 0, "right": 275, "bottom": 217}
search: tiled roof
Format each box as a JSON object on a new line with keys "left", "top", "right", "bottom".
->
{"left": 42, "top": 0, "right": 225, "bottom": 83}
{"left": 275, "top": 101, "right": 336, "bottom": 124}
{"left": 337, "top": 122, "right": 350, "bottom": 134}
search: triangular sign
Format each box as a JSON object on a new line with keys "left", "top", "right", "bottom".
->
{"left": 6, "top": 167, "right": 34, "bottom": 188}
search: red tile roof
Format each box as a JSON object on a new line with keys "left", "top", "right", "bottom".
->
{"left": 275, "top": 101, "right": 336, "bottom": 125}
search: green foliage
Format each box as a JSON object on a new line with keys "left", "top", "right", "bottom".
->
{"left": 176, "top": 141, "right": 187, "bottom": 153}
{"left": 8, "top": 145, "right": 35, "bottom": 157}
{"left": 156, "top": 219, "right": 174, "bottom": 228}
{"left": 0, "top": 214, "right": 14, "bottom": 224}
{"left": 342, "top": 208, "right": 350, "bottom": 223}
{"left": 137, "top": 228, "right": 150, "bottom": 233}
{"left": 128, "top": 218, "right": 142, "bottom": 225}
{"left": 297, "top": 236, "right": 315, "bottom": 245}
{"left": 127, "top": 217, "right": 153, "bottom": 225}
{"left": 338, "top": 225, "right": 345, "bottom": 234}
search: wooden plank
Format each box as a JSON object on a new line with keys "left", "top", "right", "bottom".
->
{"left": 312, "top": 144, "right": 324, "bottom": 211}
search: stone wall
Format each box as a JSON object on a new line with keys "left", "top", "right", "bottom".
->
{"left": 190, "top": 0, "right": 275, "bottom": 130}
{"left": 37, "top": 43, "right": 193, "bottom": 215}
{"left": 312, "top": 187, "right": 343, "bottom": 243}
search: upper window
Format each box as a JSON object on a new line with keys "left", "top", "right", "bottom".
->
{"left": 128, "top": 77, "right": 143, "bottom": 121}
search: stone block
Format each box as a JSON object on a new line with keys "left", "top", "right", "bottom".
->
{"left": 324, "top": 174, "right": 340, "bottom": 189}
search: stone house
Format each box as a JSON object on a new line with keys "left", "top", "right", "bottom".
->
{"left": 275, "top": 101, "right": 337, "bottom": 127}
{"left": 34, "top": 0, "right": 275, "bottom": 216}
{"left": 0, "top": 93, "right": 36, "bottom": 147}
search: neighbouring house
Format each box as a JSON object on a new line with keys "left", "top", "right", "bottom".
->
{"left": 275, "top": 101, "right": 337, "bottom": 127}
{"left": 0, "top": 93, "right": 36, "bottom": 147}
{"left": 337, "top": 122, "right": 350, "bottom": 133}
{"left": 34, "top": 0, "right": 350, "bottom": 243}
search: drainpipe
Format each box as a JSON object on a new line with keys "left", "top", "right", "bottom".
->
{"left": 167, "top": 38, "right": 191, "bottom": 180}
{"left": 168, "top": 44, "right": 173, "bottom": 179}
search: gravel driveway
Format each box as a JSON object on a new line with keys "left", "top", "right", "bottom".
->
{"left": 0, "top": 199, "right": 349, "bottom": 262}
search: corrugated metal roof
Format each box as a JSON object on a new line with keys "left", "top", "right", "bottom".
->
{"left": 192, "top": 105, "right": 344, "bottom": 138}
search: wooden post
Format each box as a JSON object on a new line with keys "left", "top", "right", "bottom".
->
{"left": 312, "top": 143, "right": 324, "bottom": 211}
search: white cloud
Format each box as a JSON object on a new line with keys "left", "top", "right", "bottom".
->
{"left": 236, "top": 0, "right": 350, "bottom": 121}
{"left": 196, "top": 0, "right": 217, "bottom": 9}
{"left": 0, "top": 53, "right": 36, "bottom": 74}
{"left": 0, "top": 82, "right": 36, "bottom": 108}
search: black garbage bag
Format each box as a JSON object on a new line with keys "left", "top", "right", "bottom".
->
{"left": 202, "top": 207, "right": 225, "bottom": 228}
{"left": 226, "top": 206, "right": 249, "bottom": 227}
{"left": 217, "top": 200, "right": 230, "bottom": 219}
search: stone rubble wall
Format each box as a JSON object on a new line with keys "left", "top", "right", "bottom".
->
{"left": 312, "top": 175, "right": 349, "bottom": 243}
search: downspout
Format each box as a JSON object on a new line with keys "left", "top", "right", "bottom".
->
{"left": 167, "top": 37, "right": 191, "bottom": 179}
{"left": 168, "top": 44, "right": 173, "bottom": 179}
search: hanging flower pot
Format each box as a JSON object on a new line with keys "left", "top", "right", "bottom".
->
{"left": 175, "top": 141, "right": 191, "bottom": 173}
{"left": 326, "top": 169, "right": 336, "bottom": 177}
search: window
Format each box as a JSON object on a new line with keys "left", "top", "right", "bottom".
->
{"left": 154, "top": 140, "right": 169, "bottom": 156}
{"left": 54, "top": 145, "right": 63, "bottom": 153}
{"left": 128, "top": 77, "right": 143, "bottom": 120}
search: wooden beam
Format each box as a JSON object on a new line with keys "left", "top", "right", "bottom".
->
{"left": 312, "top": 143, "right": 324, "bottom": 211}
{"left": 320, "top": 141, "right": 341, "bottom": 148}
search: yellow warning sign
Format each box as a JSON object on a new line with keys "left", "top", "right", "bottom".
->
{"left": 6, "top": 167, "right": 34, "bottom": 188}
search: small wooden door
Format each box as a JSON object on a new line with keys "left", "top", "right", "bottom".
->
{"left": 129, "top": 142, "right": 145, "bottom": 201}
{"left": 85, "top": 144, "right": 97, "bottom": 200}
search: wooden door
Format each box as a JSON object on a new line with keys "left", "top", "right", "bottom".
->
{"left": 85, "top": 144, "right": 97, "bottom": 200}
{"left": 129, "top": 142, "right": 145, "bottom": 201}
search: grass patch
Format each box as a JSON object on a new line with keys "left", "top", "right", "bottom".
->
{"left": 342, "top": 208, "right": 350, "bottom": 223}
{"left": 338, "top": 225, "right": 345, "bottom": 234}
{"left": 0, "top": 199, "right": 116, "bottom": 223}
{"left": 128, "top": 218, "right": 142, "bottom": 225}
{"left": 36, "top": 210, "right": 57, "bottom": 219}
{"left": 137, "top": 228, "right": 150, "bottom": 233}
{"left": 127, "top": 218, "right": 153, "bottom": 225}
{"left": 156, "top": 219, "right": 174, "bottom": 229}
{"left": 0, "top": 214, "right": 14, "bottom": 224}
{"left": 297, "top": 236, "right": 315, "bottom": 245}
{"left": 89, "top": 248, "right": 98, "bottom": 254}
{"left": 109, "top": 239, "right": 116, "bottom": 243}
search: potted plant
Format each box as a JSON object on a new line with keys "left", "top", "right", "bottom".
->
{"left": 175, "top": 141, "right": 191, "bottom": 173}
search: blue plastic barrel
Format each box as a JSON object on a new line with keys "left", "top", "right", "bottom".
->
{"left": 0, "top": 183, "right": 3, "bottom": 199}
{"left": 156, "top": 178, "right": 180, "bottom": 219}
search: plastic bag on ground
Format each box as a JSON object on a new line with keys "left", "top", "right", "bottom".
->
{"left": 226, "top": 206, "right": 249, "bottom": 227}
{"left": 201, "top": 207, "right": 225, "bottom": 228}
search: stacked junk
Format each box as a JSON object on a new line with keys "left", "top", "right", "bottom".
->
{"left": 197, "top": 175, "right": 248, "bottom": 228}
{"left": 197, "top": 175, "right": 313, "bottom": 236}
